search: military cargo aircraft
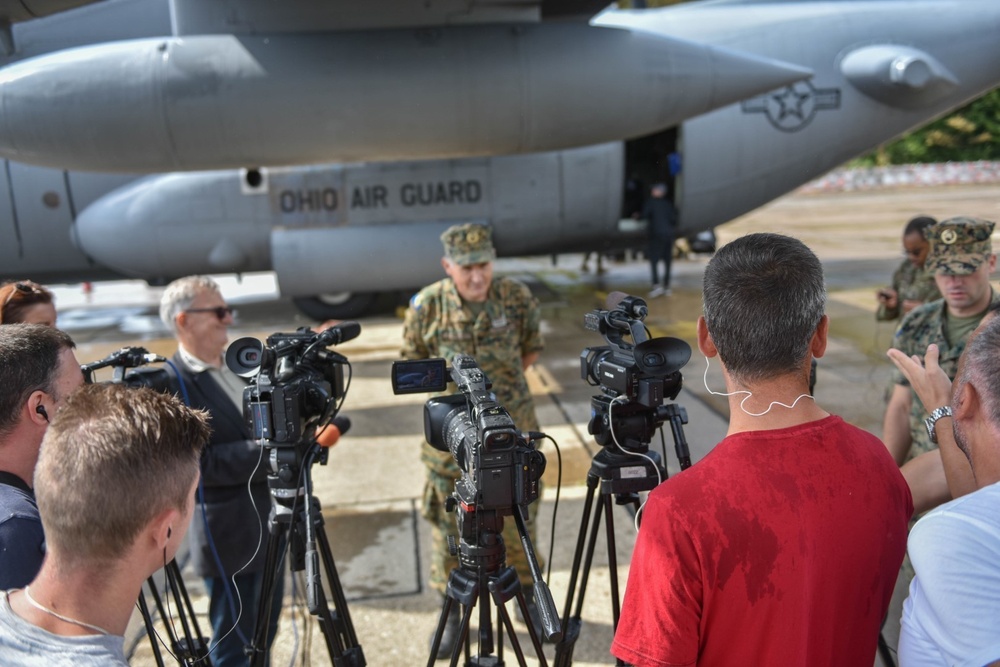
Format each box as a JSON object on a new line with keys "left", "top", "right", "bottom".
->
{"left": 1, "top": 0, "right": 999, "bottom": 318}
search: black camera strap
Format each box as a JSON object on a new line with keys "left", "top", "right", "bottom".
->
{"left": 0, "top": 470, "right": 32, "bottom": 495}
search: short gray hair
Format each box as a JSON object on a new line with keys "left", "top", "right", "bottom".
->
{"left": 702, "top": 233, "right": 826, "bottom": 384}
{"left": 957, "top": 312, "right": 1000, "bottom": 431}
{"left": 159, "top": 276, "right": 221, "bottom": 334}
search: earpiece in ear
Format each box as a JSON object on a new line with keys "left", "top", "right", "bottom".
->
{"left": 35, "top": 405, "right": 49, "bottom": 422}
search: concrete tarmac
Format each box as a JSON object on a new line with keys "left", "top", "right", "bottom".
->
{"left": 52, "top": 183, "right": 1000, "bottom": 666}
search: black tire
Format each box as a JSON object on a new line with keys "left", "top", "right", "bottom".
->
{"left": 291, "top": 293, "right": 377, "bottom": 320}
{"left": 686, "top": 229, "right": 717, "bottom": 254}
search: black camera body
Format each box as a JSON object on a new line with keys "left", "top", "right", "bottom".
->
{"left": 395, "top": 355, "right": 544, "bottom": 514}
{"left": 580, "top": 294, "right": 689, "bottom": 408}
{"left": 82, "top": 346, "right": 179, "bottom": 395}
{"left": 580, "top": 293, "right": 692, "bottom": 453}
{"left": 227, "top": 326, "right": 352, "bottom": 447}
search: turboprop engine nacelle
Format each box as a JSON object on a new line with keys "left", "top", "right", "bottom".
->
{"left": 0, "top": 23, "right": 809, "bottom": 172}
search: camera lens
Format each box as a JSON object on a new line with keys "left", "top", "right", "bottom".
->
{"left": 239, "top": 349, "right": 259, "bottom": 365}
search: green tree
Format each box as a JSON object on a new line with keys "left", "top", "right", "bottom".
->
{"left": 853, "top": 89, "right": 1000, "bottom": 165}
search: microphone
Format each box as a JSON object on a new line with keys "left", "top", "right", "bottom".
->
{"left": 316, "top": 416, "right": 351, "bottom": 448}
{"left": 81, "top": 347, "right": 167, "bottom": 375}
{"left": 317, "top": 321, "right": 362, "bottom": 346}
{"left": 605, "top": 291, "right": 628, "bottom": 310}
{"left": 606, "top": 290, "right": 648, "bottom": 319}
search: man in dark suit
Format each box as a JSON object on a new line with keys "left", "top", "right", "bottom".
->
{"left": 160, "top": 276, "right": 282, "bottom": 667}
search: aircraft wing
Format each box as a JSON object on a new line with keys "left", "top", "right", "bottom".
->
{"left": 0, "top": 0, "right": 809, "bottom": 172}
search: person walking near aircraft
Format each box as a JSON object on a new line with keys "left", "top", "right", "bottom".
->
{"left": 0, "top": 281, "right": 57, "bottom": 327}
{"left": 876, "top": 216, "right": 940, "bottom": 321}
{"left": 640, "top": 183, "right": 678, "bottom": 297}
{"left": 401, "top": 223, "right": 545, "bottom": 657}
{"left": 612, "top": 233, "right": 911, "bottom": 666}
{"left": 160, "top": 276, "right": 283, "bottom": 667}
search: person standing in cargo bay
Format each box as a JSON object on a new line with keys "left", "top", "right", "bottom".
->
{"left": 401, "top": 223, "right": 544, "bottom": 658}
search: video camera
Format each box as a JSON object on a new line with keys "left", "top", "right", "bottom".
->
{"left": 581, "top": 292, "right": 691, "bottom": 454}
{"left": 392, "top": 355, "right": 544, "bottom": 513}
{"left": 393, "top": 355, "right": 561, "bottom": 645}
{"left": 226, "top": 323, "right": 358, "bottom": 447}
{"left": 82, "top": 346, "right": 179, "bottom": 395}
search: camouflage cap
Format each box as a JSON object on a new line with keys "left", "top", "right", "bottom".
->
{"left": 927, "top": 216, "right": 995, "bottom": 275}
{"left": 440, "top": 223, "right": 495, "bottom": 266}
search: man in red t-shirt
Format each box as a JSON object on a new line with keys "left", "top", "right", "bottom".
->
{"left": 612, "top": 233, "right": 912, "bottom": 667}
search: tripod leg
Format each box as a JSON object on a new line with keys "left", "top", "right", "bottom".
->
{"left": 138, "top": 589, "right": 167, "bottom": 667}
{"left": 603, "top": 493, "right": 623, "bottom": 632}
{"left": 249, "top": 522, "right": 289, "bottom": 667}
{"left": 164, "top": 561, "right": 211, "bottom": 663}
{"left": 602, "top": 495, "right": 632, "bottom": 667}
{"left": 427, "top": 597, "right": 459, "bottom": 667}
{"left": 490, "top": 584, "right": 532, "bottom": 667}
{"left": 449, "top": 600, "right": 475, "bottom": 667}
{"left": 315, "top": 515, "right": 366, "bottom": 666}
{"left": 560, "top": 474, "right": 599, "bottom": 622}
{"left": 554, "top": 478, "right": 606, "bottom": 667}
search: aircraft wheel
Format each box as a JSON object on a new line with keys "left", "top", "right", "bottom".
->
{"left": 292, "top": 293, "right": 376, "bottom": 320}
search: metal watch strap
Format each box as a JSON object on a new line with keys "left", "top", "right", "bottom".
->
{"left": 924, "top": 405, "right": 954, "bottom": 444}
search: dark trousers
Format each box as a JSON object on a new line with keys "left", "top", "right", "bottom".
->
{"left": 205, "top": 568, "right": 284, "bottom": 667}
{"left": 648, "top": 235, "right": 675, "bottom": 287}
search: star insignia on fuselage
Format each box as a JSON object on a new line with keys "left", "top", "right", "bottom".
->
{"left": 742, "top": 80, "right": 841, "bottom": 132}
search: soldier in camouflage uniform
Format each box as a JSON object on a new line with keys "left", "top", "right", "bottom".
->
{"left": 876, "top": 216, "right": 941, "bottom": 321}
{"left": 881, "top": 217, "right": 998, "bottom": 642}
{"left": 884, "top": 216, "right": 998, "bottom": 467}
{"left": 401, "top": 223, "right": 544, "bottom": 655}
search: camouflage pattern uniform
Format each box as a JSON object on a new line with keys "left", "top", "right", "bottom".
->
{"left": 890, "top": 292, "right": 1000, "bottom": 461}
{"left": 402, "top": 224, "right": 544, "bottom": 594}
{"left": 876, "top": 259, "right": 941, "bottom": 321}
{"left": 889, "top": 217, "right": 997, "bottom": 462}
{"left": 891, "top": 217, "right": 996, "bottom": 587}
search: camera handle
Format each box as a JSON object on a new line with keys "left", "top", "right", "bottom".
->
{"left": 512, "top": 508, "right": 562, "bottom": 642}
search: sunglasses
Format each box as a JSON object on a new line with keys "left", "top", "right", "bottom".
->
{"left": 184, "top": 306, "right": 235, "bottom": 320}
{"left": 3, "top": 282, "right": 45, "bottom": 306}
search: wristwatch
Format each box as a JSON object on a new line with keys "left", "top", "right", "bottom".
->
{"left": 924, "top": 405, "right": 953, "bottom": 444}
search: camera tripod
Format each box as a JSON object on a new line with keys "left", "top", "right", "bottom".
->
{"left": 553, "top": 400, "right": 692, "bottom": 667}
{"left": 247, "top": 442, "right": 366, "bottom": 667}
{"left": 428, "top": 509, "right": 559, "bottom": 667}
{"left": 137, "top": 559, "right": 212, "bottom": 666}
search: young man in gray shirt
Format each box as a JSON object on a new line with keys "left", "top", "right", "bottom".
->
{"left": 0, "top": 384, "right": 209, "bottom": 666}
